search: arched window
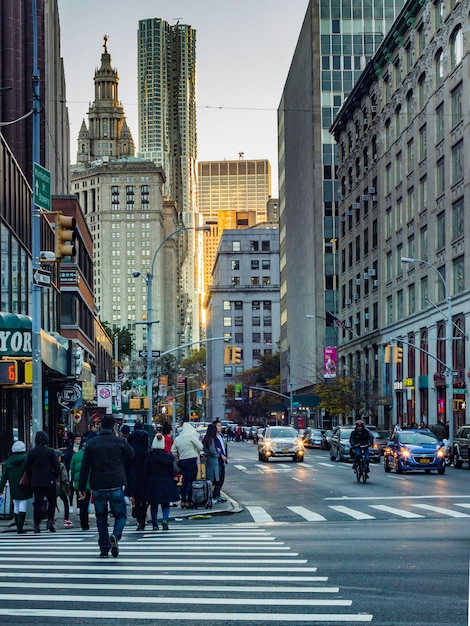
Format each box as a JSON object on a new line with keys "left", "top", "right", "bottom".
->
{"left": 385, "top": 119, "right": 391, "bottom": 150}
{"left": 406, "top": 91, "right": 413, "bottom": 125}
{"left": 420, "top": 328, "right": 428, "bottom": 375}
{"left": 435, "top": 48, "right": 444, "bottom": 86}
{"left": 437, "top": 323, "right": 445, "bottom": 373}
{"left": 450, "top": 26, "right": 463, "bottom": 69}
{"left": 395, "top": 105, "right": 402, "bottom": 137}
{"left": 363, "top": 147, "right": 369, "bottom": 168}
{"left": 453, "top": 317, "right": 465, "bottom": 372}
{"left": 418, "top": 74, "right": 426, "bottom": 109}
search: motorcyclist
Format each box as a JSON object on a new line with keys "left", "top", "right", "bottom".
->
{"left": 350, "top": 420, "right": 374, "bottom": 475}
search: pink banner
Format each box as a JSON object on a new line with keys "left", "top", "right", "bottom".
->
{"left": 324, "top": 347, "right": 337, "bottom": 378}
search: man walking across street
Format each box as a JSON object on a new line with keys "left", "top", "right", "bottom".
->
{"left": 78, "top": 415, "right": 134, "bottom": 558}
{"left": 212, "top": 420, "right": 227, "bottom": 503}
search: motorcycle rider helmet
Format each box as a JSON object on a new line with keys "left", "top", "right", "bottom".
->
{"left": 355, "top": 420, "right": 364, "bottom": 427}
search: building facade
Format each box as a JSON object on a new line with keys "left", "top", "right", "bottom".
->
{"left": 278, "top": 0, "right": 405, "bottom": 405}
{"left": 138, "top": 18, "right": 202, "bottom": 349}
{"left": 205, "top": 227, "right": 280, "bottom": 420}
{"left": 331, "top": 0, "right": 470, "bottom": 430}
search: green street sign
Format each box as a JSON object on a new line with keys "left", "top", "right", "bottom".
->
{"left": 453, "top": 388, "right": 467, "bottom": 394}
{"left": 33, "top": 162, "right": 51, "bottom": 211}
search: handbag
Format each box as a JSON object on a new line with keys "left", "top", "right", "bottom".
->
{"left": 19, "top": 471, "right": 30, "bottom": 488}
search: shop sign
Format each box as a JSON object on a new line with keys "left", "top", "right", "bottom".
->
{"left": 394, "top": 380, "right": 403, "bottom": 390}
{"left": 0, "top": 330, "right": 32, "bottom": 356}
{"left": 404, "top": 378, "right": 414, "bottom": 388}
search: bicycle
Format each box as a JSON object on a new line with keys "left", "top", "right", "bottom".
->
{"left": 353, "top": 444, "right": 369, "bottom": 483}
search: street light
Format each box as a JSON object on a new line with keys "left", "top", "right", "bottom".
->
{"left": 134, "top": 225, "right": 210, "bottom": 426}
{"left": 401, "top": 257, "right": 454, "bottom": 444}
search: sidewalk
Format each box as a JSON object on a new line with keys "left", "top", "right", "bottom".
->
{"left": 0, "top": 491, "right": 242, "bottom": 533}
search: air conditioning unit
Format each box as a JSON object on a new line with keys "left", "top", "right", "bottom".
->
{"left": 353, "top": 294, "right": 359, "bottom": 300}
{"left": 345, "top": 299, "right": 352, "bottom": 305}
{"left": 363, "top": 273, "right": 370, "bottom": 280}
{"left": 368, "top": 269, "right": 376, "bottom": 276}
{"left": 373, "top": 279, "right": 379, "bottom": 287}
{"left": 371, "top": 158, "right": 377, "bottom": 165}
{"left": 372, "top": 196, "right": 378, "bottom": 202}
{"left": 355, "top": 278, "right": 361, "bottom": 285}
{"left": 361, "top": 195, "right": 369, "bottom": 202}
{"left": 364, "top": 167, "right": 369, "bottom": 174}
{"left": 371, "top": 106, "right": 377, "bottom": 113}
{"left": 368, "top": 187, "right": 376, "bottom": 194}
{"left": 355, "top": 177, "right": 360, "bottom": 183}
{"left": 346, "top": 321, "right": 352, "bottom": 327}
{"left": 365, "top": 313, "right": 370, "bottom": 320}
{"left": 352, "top": 203, "right": 360, "bottom": 209}
{"left": 353, "top": 318, "right": 359, "bottom": 325}
{"left": 340, "top": 216, "right": 346, "bottom": 222}
{"left": 347, "top": 210, "right": 353, "bottom": 216}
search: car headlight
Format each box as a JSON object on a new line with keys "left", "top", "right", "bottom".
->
{"left": 399, "top": 446, "right": 411, "bottom": 458}
{"left": 372, "top": 443, "right": 379, "bottom": 449}
{"left": 437, "top": 448, "right": 445, "bottom": 458}
{"left": 296, "top": 440, "right": 304, "bottom": 450}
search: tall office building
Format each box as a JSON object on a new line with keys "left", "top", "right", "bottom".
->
{"left": 71, "top": 42, "right": 179, "bottom": 354}
{"left": 138, "top": 19, "right": 202, "bottom": 349}
{"left": 278, "top": 0, "right": 404, "bottom": 407}
{"left": 197, "top": 159, "right": 272, "bottom": 293}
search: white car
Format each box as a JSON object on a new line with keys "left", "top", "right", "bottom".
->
{"left": 258, "top": 426, "right": 305, "bottom": 462}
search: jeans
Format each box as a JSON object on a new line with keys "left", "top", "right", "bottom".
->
{"left": 33, "top": 485, "right": 57, "bottom": 526}
{"left": 179, "top": 458, "right": 198, "bottom": 503}
{"left": 150, "top": 503, "right": 170, "bottom": 525}
{"left": 92, "top": 487, "right": 127, "bottom": 553}
{"left": 353, "top": 447, "right": 370, "bottom": 469}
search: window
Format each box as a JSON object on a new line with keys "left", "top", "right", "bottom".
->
{"left": 250, "top": 240, "right": 259, "bottom": 251}
{"left": 435, "top": 103, "right": 444, "bottom": 142}
{"left": 450, "top": 26, "right": 463, "bottom": 70}
{"left": 252, "top": 316, "right": 261, "bottom": 326}
{"left": 252, "top": 301, "right": 260, "bottom": 310}
{"left": 419, "top": 126, "right": 426, "bottom": 161}
{"left": 234, "top": 316, "right": 243, "bottom": 326}
{"left": 264, "top": 333, "right": 272, "bottom": 343}
{"left": 251, "top": 276, "right": 259, "bottom": 286}
{"left": 261, "top": 241, "right": 270, "bottom": 252}
{"left": 434, "top": 0, "right": 444, "bottom": 28}
{"left": 262, "top": 276, "right": 271, "bottom": 285}
{"left": 223, "top": 301, "right": 231, "bottom": 311}
{"left": 420, "top": 226, "right": 428, "bottom": 259}
{"left": 417, "top": 25, "right": 425, "bottom": 56}
{"left": 418, "top": 177, "right": 427, "bottom": 213}
{"left": 263, "top": 301, "right": 271, "bottom": 310}
{"left": 234, "top": 301, "right": 243, "bottom": 310}
{"left": 407, "top": 140, "right": 414, "bottom": 173}
{"left": 252, "top": 333, "right": 261, "bottom": 343}
{"left": 263, "top": 316, "right": 272, "bottom": 326}
{"left": 235, "top": 333, "right": 243, "bottom": 343}
{"left": 387, "top": 295, "right": 393, "bottom": 324}
{"left": 364, "top": 227, "right": 369, "bottom": 255}
{"left": 452, "top": 141, "right": 463, "bottom": 184}
{"left": 252, "top": 349, "right": 261, "bottom": 360}
{"left": 223, "top": 316, "right": 231, "bottom": 327}
{"left": 385, "top": 119, "right": 391, "bottom": 150}
{"left": 451, "top": 84, "right": 463, "bottom": 127}
{"left": 231, "top": 276, "right": 240, "bottom": 286}
{"left": 224, "top": 366, "right": 233, "bottom": 377}
{"left": 408, "top": 284, "right": 416, "bottom": 314}
{"left": 406, "top": 91, "right": 413, "bottom": 125}
{"left": 262, "top": 260, "right": 270, "bottom": 270}
{"left": 418, "top": 74, "right": 426, "bottom": 109}
{"left": 395, "top": 153, "right": 402, "bottom": 187}
{"left": 452, "top": 198, "right": 464, "bottom": 240}
{"left": 232, "top": 241, "right": 241, "bottom": 252}
{"left": 437, "top": 211, "right": 446, "bottom": 249}
{"left": 453, "top": 257, "right": 464, "bottom": 294}
{"left": 386, "top": 252, "right": 393, "bottom": 281}
{"left": 436, "top": 158, "right": 445, "bottom": 196}
{"left": 385, "top": 164, "right": 392, "bottom": 195}
{"left": 435, "top": 49, "right": 444, "bottom": 87}
{"left": 231, "top": 260, "right": 240, "bottom": 270}
{"left": 372, "top": 219, "right": 378, "bottom": 248}
{"left": 251, "top": 260, "right": 259, "bottom": 270}
{"left": 420, "top": 277, "right": 428, "bottom": 310}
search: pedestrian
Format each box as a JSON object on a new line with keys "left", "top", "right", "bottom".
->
{"left": 78, "top": 415, "right": 134, "bottom": 558}
{"left": 23, "top": 431, "right": 60, "bottom": 533}
{"left": 202, "top": 423, "right": 220, "bottom": 501}
{"left": 120, "top": 424, "right": 131, "bottom": 440}
{"left": 82, "top": 422, "right": 98, "bottom": 442}
{"left": 162, "top": 422, "right": 173, "bottom": 453}
{"left": 0, "top": 441, "right": 31, "bottom": 534}
{"left": 171, "top": 421, "right": 203, "bottom": 508}
{"left": 55, "top": 450, "right": 73, "bottom": 527}
{"left": 431, "top": 419, "right": 447, "bottom": 441}
{"left": 63, "top": 434, "right": 82, "bottom": 514}
{"left": 69, "top": 440, "right": 91, "bottom": 530}
{"left": 212, "top": 420, "right": 228, "bottom": 503}
{"left": 127, "top": 421, "right": 149, "bottom": 531}
{"left": 144, "top": 433, "right": 180, "bottom": 530}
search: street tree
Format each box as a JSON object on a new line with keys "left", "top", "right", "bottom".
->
{"left": 314, "top": 376, "right": 358, "bottom": 421}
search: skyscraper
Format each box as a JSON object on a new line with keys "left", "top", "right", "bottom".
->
{"left": 278, "top": 0, "right": 405, "bottom": 405}
{"left": 138, "top": 19, "right": 202, "bottom": 348}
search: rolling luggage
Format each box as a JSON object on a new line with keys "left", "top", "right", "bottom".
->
{"left": 190, "top": 458, "right": 212, "bottom": 508}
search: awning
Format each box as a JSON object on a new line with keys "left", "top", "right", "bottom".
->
{"left": 0, "top": 312, "right": 68, "bottom": 375}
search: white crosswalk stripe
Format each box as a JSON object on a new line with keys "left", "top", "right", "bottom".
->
{"left": 0, "top": 524, "right": 372, "bottom": 623}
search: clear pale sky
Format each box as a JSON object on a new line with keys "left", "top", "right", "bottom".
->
{"left": 57, "top": 0, "right": 308, "bottom": 195}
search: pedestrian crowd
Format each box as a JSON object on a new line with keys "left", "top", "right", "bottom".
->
{"left": 0, "top": 416, "right": 229, "bottom": 558}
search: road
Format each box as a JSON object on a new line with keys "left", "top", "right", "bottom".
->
{"left": 0, "top": 442, "right": 467, "bottom": 624}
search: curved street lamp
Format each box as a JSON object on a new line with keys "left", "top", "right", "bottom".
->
{"left": 401, "top": 257, "right": 454, "bottom": 444}
{"left": 134, "top": 225, "right": 210, "bottom": 425}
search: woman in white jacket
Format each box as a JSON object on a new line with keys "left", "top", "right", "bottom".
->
{"left": 171, "top": 422, "right": 203, "bottom": 508}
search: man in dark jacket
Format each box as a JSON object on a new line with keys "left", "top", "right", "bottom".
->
{"left": 127, "top": 421, "right": 149, "bottom": 531}
{"left": 349, "top": 420, "right": 374, "bottom": 474}
{"left": 24, "top": 431, "right": 60, "bottom": 533}
{"left": 78, "top": 415, "right": 134, "bottom": 558}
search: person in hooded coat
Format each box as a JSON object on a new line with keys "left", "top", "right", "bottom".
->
{"left": 171, "top": 421, "right": 203, "bottom": 508}
{"left": 144, "top": 433, "right": 180, "bottom": 530}
{"left": 23, "top": 431, "right": 60, "bottom": 533}
{"left": 0, "top": 441, "right": 31, "bottom": 534}
{"left": 127, "top": 421, "right": 149, "bottom": 531}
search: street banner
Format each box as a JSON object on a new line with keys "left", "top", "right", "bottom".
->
{"left": 324, "top": 346, "right": 337, "bottom": 378}
{"left": 97, "top": 383, "right": 113, "bottom": 414}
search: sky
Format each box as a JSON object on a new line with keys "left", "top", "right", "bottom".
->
{"left": 57, "top": 0, "right": 309, "bottom": 196}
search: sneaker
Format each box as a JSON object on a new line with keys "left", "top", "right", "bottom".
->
{"left": 63, "top": 520, "right": 73, "bottom": 527}
{"left": 216, "top": 496, "right": 227, "bottom": 503}
{"left": 162, "top": 519, "right": 169, "bottom": 531}
{"left": 47, "top": 521, "right": 56, "bottom": 533}
{"left": 100, "top": 552, "right": 109, "bottom": 558}
{"left": 110, "top": 534, "right": 119, "bottom": 558}
{"left": 33, "top": 525, "right": 40, "bottom": 534}
{"left": 153, "top": 524, "right": 159, "bottom": 531}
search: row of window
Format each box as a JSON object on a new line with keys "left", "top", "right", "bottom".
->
{"left": 223, "top": 316, "right": 272, "bottom": 328}
{"left": 231, "top": 276, "right": 272, "bottom": 286}
{"left": 231, "top": 260, "right": 271, "bottom": 270}
{"left": 223, "top": 301, "right": 272, "bottom": 311}
{"left": 231, "top": 240, "right": 271, "bottom": 252}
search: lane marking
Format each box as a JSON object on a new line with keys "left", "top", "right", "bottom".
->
{"left": 317, "top": 463, "right": 336, "bottom": 468}
{"left": 245, "top": 506, "right": 274, "bottom": 522}
{"left": 0, "top": 563, "right": 317, "bottom": 572}
{"left": 292, "top": 477, "right": 302, "bottom": 482}
{"left": 0, "top": 572, "right": 324, "bottom": 581}
{"left": 324, "top": 494, "right": 470, "bottom": 501}
{"left": 328, "top": 506, "right": 375, "bottom": 520}
{"left": 411, "top": 504, "right": 470, "bottom": 518}
{"left": 287, "top": 507, "right": 327, "bottom": 522}
{"left": 0, "top": 557, "right": 307, "bottom": 564}
{"left": 234, "top": 465, "right": 246, "bottom": 470}
{"left": 368, "top": 505, "right": 424, "bottom": 519}
{"left": 386, "top": 475, "right": 406, "bottom": 480}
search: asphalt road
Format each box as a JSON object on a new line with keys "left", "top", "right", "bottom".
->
{"left": 0, "top": 441, "right": 467, "bottom": 624}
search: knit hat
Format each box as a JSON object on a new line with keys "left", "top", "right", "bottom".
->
{"left": 12, "top": 441, "right": 26, "bottom": 453}
{"left": 152, "top": 433, "right": 165, "bottom": 449}
{"left": 120, "top": 425, "right": 130, "bottom": 435}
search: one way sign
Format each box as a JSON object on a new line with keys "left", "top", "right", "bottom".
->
{"left": 33, "top": 269, "right": 52, "bottom": 288}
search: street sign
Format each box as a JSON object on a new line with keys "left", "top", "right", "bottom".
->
{"left": 33, "top": 163, "right": 51, "bottom": 211}
{"left": 138, "top": 350, "right": 160, "bottom": 358}
{"left": 453, "top": 388, "right": 467, "bottom": 394}
{"left": 33, "top": 268, "right": 52, "bottom": 288}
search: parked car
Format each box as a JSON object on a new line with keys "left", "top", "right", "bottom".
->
{"left": 451, "top": 425, "right": 470, "bottom": 468}
{"left": 329, "top": 426, "right": 380, "bottom": 463}
{"left": 258, "top": 426, "right": 305, "bottom": 462}
{"left": 321, "top": 429, "right": 333, "bottom": 450}
{"left": 303, "top": 427, "right": 324, "bottom": 448}
{"left": 383, "top": 429, "right": 446, "bottom": 474}
{"left": 371, "top": 430, "right": 391, "bottom": 456}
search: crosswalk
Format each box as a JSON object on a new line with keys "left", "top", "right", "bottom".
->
{"left": 0, "top": 524, "right": 372, "bottom": 623}
{"left": 244, "top": 499, "right": 470, "bottom": 523}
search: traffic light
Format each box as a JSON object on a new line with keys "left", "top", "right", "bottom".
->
{"left": 393, "top": 346, "right": 403, "bottom": 364}
{"left": 232, "top": 346, "right": 242, "bottom": 364}
{"left": 224, "top": 345, "right": 232, "bottom": 365}
{"left": 54, "top": 213, "right": 77, "bottom": 261}
{"left": 384, "top": 345, "right": 392, "bottom": 364}
{"left": 0, "top": 361, "right": 18, "bottom": 384}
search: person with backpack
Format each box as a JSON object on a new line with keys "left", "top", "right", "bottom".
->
{"left": 0, "top": 441, "right": 31, "bottom": 534}
{"left": 69, "top": 440, "right": 91, "bottom": 530}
